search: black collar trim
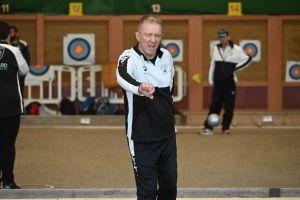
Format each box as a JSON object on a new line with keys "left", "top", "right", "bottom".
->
{"left": 217, "top": 41, "right": 234, "bottom": 49}
{"left": 133, "top": 43, "right": 163, "bottom": 61}
{"left": 0, "top": 41, "right": 8, "bottom": 45}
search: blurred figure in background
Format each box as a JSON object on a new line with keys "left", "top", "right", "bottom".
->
{"left": 0, "top": 22, "right": 29, "bottom": 189}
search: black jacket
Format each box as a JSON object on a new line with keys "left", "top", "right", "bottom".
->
{"left": 0, "top": 41, "right": 29, "bottom": 118}
{"left": 117, "top": 46, "right": 175, "bottom": 142}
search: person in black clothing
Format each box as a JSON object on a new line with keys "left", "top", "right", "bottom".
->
{"left": 10, "top": 26, "right": 31, "bottom": 107}
{"left": 199, "top": 29, "right": 252, "bottom": 135}
{"left": 117, "top": 16, "right": 177, "bottom": 200}
{"left": 0, "top": 22, "right": 29, "bottom": 189}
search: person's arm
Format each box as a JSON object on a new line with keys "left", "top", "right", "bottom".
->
{"left": 235, "top": 46, "right": 252, "bottom": 71}
{"left": 13, "top": 48, "right": 29, "bottom": 76}
{"left": 170, "top": 60, "right": 175, "bottom": 100}
{"left": 116, "top": 55, "right": 141, "bottom": 95}
{"left": 23, "top": 44, "right": 31, "bottom": 66}
{"left": 208, "top": 46, "right": 216, "bottom": 85}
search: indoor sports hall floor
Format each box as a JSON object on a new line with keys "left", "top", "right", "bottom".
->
{"left": 1, "top": 113, "right": 299, "bottom": 199}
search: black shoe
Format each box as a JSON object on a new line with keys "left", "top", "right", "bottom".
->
{"left": 2, "top": 183, "right": 20, "bottom": 189}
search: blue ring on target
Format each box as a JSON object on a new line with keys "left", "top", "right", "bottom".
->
{"left": 165, "top": 43, "right": 180, "bottom": 58}
{"left": 289, "top": 65, "right": 300, "bottom": 80}
{"left": 243, "top": 43, "right": 257, "bottom": 58}
{"left": 29, "top": 65, "right": 49, "bottom": 76}
{"left": 68, "top": 38, "right": 90, "bottom": 61}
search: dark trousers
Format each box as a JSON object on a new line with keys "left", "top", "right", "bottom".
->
{"left": 128, "top": 135, "right": 177, "bottom": 200}
{"left": 0, "top": 115, "right": 21, "bottom": 185}
{"left": 204, "top": 83, "right": 236, "bottom": 131}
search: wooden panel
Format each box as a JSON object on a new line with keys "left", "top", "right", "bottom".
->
{"left": 36, "top": 14, "right": 44, "bottom": 65}
{"left": 283, "top": 86, "right": 300, "bottom": 109}
{"left": 2, "top": 20, "right": 37, "bottom": 65}
{"left": 203, "top": 20, "right": 268, "bottom": 82}
{"left": 188, "top": 16, "right": 203, "bottom": 111}
{"left": 109, "top": 17, "right": 123, "bottom": 62}
{"left": 44, "top": 21, "right": 108, "bottom": 65}
{"left": 267, "top": 16, "right": 282, "bottom": 111}
{"left": 203, "top": 15, "right": 268, "bottom": 21}
{"left": 282, "top": 20, "right": 300, "bottom": 81}
{"left": 203, "top": 86, "right": 268, "bottom": 109}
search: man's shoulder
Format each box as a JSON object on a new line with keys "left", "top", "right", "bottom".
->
{"left": 233, "top": 44, "right": 243, "bottom": 51}
{"left": 119, "top": 47, "right": 138, "bottom": 61}
{"left": 19, "top": 39, "right": 28, "bottom": 47}
{"left": 0, "top": 43, "right": 20, "bottom": 56}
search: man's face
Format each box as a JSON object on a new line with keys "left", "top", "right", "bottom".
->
{"left": 10, "top": 28, "right": 17, "bottom": 41}
{"left": 135, "top": 21, "right": 162, "bottom": 59}
{"left": 218, "top": 35, "right": 230, "bottom": 46}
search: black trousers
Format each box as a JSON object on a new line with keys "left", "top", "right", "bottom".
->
{"left": 128, "top": 135, "right": 177, "bottom": 200}
{"left": 0, "top": 115, "right": 21, "bottom": 185}
{"left": 204, "top": 83, "right": 236, "bottom": 131}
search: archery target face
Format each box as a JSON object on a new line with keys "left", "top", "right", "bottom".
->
{"left": 165, "top": 43, "right": 180, "bottom": 58}
{"left": 289, "top": 65, "right": 300, "bottom": 80}
{"left": 68, "top": 39, "right": 90, "bottom": 61}
{"left": 285, "top": 61, "right": 300, "bottom": 82}
{"left": 243, "top": 43, "right": 258, "bottom": 58}
{"left": 64, "top": 34, "right": 95, "bottom": 65}
{"left": 29, "top": 65, "right": 49, "bottom": 76}
{"left": 239, "top": 40, "right": 261, "bottom": 62}
{"left": 161, "top": 40, "right": 183, "bottom": 62}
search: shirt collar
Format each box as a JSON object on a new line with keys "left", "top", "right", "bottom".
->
{"left": 217, "top": 40, "right": 234, "bottom": 49}
{"left": 0, "top": 41, "right": 9, "bottom": 45}
{"left": 133, "top": 43, "right": 164, "bottom": 61}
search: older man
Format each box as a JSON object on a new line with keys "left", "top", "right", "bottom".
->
{"left": 117, "top": 16, "right": 177, "bottom": 200}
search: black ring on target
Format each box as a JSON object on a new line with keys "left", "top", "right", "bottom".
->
{"left": 165, "top": 43, "right": 180, "bottom": 58}
{"left": 29, "top": 65, "right": 50, "bottom": 76}
{"left": 289, "top": 65, "right": 300, "bottom": 80}
{"left": 68, "top": 38, "right": 90, "bottom": 61}
{"left": 243, "top": 43, "right": 257, "bottom": 58}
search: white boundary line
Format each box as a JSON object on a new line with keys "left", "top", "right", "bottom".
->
{"left": 20, "top": 126, "right": 300, "bottom": 129}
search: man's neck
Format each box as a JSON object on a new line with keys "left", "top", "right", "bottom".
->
{"left": 222, "top": 43, "right": 229, "bottom": 50}
{"left": 1, "top": 38, "right": 10, "bottom": 44}
{"left": 10, "top": 38, "right": 18, "bottom": 45}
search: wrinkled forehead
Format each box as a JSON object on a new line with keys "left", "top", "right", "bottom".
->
{"left": 140, "top": 20, "right": 162, "bottom": 33}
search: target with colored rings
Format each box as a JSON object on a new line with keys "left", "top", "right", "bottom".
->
{"left": 289, "top": 65, "right": 300, "bottom": 80}
{"left": 165, "top": 43, "right": 180, "bottom": 58}
{"left": 29, "top": 65, "right": 49, "bottom": 76}
{"left": 68, "top": 38, "right": 90, "bottom": 61}
{"left": 243, "top": 43, "right": 258, "bottom": 57}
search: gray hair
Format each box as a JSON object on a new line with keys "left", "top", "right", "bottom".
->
{"left": 138, "top": 15, "right": 163, "bottom": 32}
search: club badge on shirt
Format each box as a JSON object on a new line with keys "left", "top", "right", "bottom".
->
{"left": 161, "top": 65, "right": 169, "bottom": 75}
{"left": 0, "top": 47, "right": 5, "bottom": 59}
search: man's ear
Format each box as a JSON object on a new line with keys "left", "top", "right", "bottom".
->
{"left": 135, "top": 32, "right": 140, "bottom": 42}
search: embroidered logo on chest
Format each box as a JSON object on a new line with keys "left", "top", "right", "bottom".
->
{"left": 0, "top": 47, "right": 5, "bottom": 59}
{"left": 160, "top": 65, "right": 169, "bottom": 75}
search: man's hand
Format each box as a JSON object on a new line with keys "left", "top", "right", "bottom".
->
{"left": 139, "top": 82, "right": 155, "bottom": 99}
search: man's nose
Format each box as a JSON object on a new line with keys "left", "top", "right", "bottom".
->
{"left": 150, "top": 35, "right": 157, "bottom": 43}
